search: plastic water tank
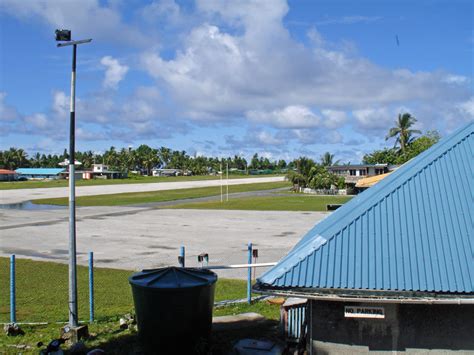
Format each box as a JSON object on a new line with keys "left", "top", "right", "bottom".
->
{"left": 129, "top": 267, "right": 217, "bottom": 353}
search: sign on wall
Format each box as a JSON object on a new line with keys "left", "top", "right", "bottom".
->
{"left": 344, "top": 306, "right": 385, "bottom": 319}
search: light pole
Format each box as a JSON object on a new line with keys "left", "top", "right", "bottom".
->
{"left": 56, "top": 29, "right": 92, "bottom": 327}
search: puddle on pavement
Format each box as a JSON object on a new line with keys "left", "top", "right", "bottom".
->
{"left": 0, "top": 201, "right": 66, "bottom": 210}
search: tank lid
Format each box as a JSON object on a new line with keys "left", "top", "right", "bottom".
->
{"left": 129, "top": 267, "right": 217, "bottom": 289}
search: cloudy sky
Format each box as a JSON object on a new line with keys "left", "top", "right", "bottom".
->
{"left": 0, "top": 0, "right": 472, "bottom": 162}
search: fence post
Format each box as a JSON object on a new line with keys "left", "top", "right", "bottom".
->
{"left": 179, "top": 246, "right": 185, "bottom": 267}
{"left": 89, "top": 251, "right": 94, "bottom": 322}
{"left": 247, "top": 242, "right": 252, "bottom": 304}
{"left": 10, "top": 255, "right": 16, "bottom": 323}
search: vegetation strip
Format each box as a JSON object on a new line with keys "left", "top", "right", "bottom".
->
{"left": 0, "top": 174, "right": 281, "bottom": 190}
{"left": 166, "top": 194, "right": 352, "bottom": 212}
{"left": 31, "top": 181, "right": 291, "bottom": 206}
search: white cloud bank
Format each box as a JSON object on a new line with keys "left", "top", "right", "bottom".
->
{"left": 141, "top": 0, "right": 471, "bottom": 136}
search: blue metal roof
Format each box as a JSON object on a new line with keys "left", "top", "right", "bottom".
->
{"left": 258, "top": 122, "right": 474, "bottom": 294}
{"left": 16, "top": 168, "right": 65, "bottom": 175}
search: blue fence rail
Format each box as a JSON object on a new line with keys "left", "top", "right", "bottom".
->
{"left": 2, "top": 243, "right": 276, "bottom": 324}
{"left": 10, "top": 255, "right": 16, "bottom": 323}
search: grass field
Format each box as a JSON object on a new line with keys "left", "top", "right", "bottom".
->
{"left": 167, "top": 194, "right": 353, "bottom": 211}
{"left": 0, "top": 257, "right": 279, "bottom": 352}
{"left": 32, "top": 181, "right": 291, "bottom": 206}
{"left": 0, "top": 174, "right": 282, "bottom": 190}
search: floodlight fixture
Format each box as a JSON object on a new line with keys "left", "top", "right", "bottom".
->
{"left": 55, "top": 29, "right": 71, "bottom": 41}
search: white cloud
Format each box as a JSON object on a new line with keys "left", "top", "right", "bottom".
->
{"left": 24, "top": 113, "right": 49, "bottom": 129}
{"left": 458, "top": 97, "right": 474, "bottom": 117}
{"left": 246, "top": 106, "right": 321, "bottom": 129}
{"left": 100, "top": 56, "right": 129, "bottom": 89}
{"left": 289, "top": 128, "right": 343, "bottom": 145}
{"left": 353, "top": 107, "right": 392, "bottom": 131}
{"left": 142, "top": 0, "right": 182, "bottom": 25}
{"left": 443, "top": 75, "right": 470, "bottom": 85}
{"left": 256, "top": 131, "right": 283, "bottom": 145}
{"left": 52, "top": 91, "right": 69, "bottom": 117}
{"left": 321, "top": 110, "right": 347, "bottom": 129}
{"left": 0, "top": 92, "right": 19, "bottom": 121}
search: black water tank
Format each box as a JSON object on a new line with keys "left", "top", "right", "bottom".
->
{"left": 129, "top": 267, "right": 218, "bottom": 354}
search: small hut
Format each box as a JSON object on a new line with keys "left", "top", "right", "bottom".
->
{"left": 255, "top": 122, "right": 474, "bottom": 354}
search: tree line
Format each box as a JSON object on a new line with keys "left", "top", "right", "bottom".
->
{"left": 0, "top": 113, "right": 440, "bottom": 178}
{"left": 0, "top": 146, "right": 292, "bottom": 175}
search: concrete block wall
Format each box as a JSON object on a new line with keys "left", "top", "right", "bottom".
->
{"left": 309, "top": 300, "right": 474, "bottom": 354}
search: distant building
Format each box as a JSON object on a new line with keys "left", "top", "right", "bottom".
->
{"left": 327, "top": 164, "right": 392, "bottom": 185}
{"left": 0, "top": 169, "right": 17, "bottom": 182}
{"left": 255, "top": 122, "right": 474, "bottom": 354}
{"left": 152, "top": 168, "right": 190, "bottom": 177}
{"left": 59, "top": 170, "right": 84, "bottom": 181}
{"left": 82, "top": 164, "right": 126, "bottom": 179}
{"left": 15, "top": 168, "right": 65, "bottom": 180}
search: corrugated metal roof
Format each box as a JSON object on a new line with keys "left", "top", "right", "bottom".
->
{"left": 16, "top": 168, "right": 65, "bottom": 175}
{"left": 258, "top": 122, "right": 474, "bottom": 294}
{"left": 0, "top": 169, "right": 16, "bottom": 174}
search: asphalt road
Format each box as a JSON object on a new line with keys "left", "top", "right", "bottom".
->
{"left": 0, "top": 206, "right": 327, "bottom": 279}
{"left": 0, "top": 176, "right": 285, "bottom": 204}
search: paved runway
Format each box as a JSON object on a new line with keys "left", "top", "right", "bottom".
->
{"left": 0, "top": 206, "right": 327, "bottom": 278}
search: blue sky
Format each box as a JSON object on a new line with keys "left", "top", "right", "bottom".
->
{"left": 0, "top": 0, "right": 472, "bottom": 163}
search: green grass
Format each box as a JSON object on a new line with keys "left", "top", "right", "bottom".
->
{"left": 0, "top": 174, "right": 282, "bottom": 190}
{"left": 32, "top": 181, "right": 290, "bottom": 206}
{"left": 0, "top": 257, "right": 280, "bottom": 351}
{"left": 167, "top": 194, "right": 353, "bottom": 211}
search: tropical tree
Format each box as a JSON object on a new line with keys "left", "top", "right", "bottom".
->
{"left": 1, "top": 147, "right": 29, "bottom": 169}
{"left": 136, "top": 145, "right": 160, "bottom": 175}
{"left": 31, "top": 152, "right": 42, "bottom": 168}
{"left": 250, "top": 153, "right": 260, "bottom": 169}
{"left": 277, "top": 159, "right": 287, "bottom": 170}
{"left": 286, "top": 170, "right": 307, "bottom": 191}
{"left": 396, "top": 130, "right": 441, "bottom": 164}
{"left": 362, "top": 148, "right": 399, "bottom": 165}
{"left": 307, "top": 165, "right": 345, "bottom": 190}
{"left": 320, "top": 152, "right": 340, "bottom": 166}
{"left": 386, "top": 113, "right": 421, "bottom": 153}
{"left": 158, "top": 147, "right": 172, "bottom": 168}
{"left": 294, "top": 156, "right": 316, "bottom": 177}
{"left": 103, "top": 146, "right": 120, "bottom": 169}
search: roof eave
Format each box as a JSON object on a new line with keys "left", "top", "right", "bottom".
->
{"left": 253, "top": 284, "right": 474, "bottom": 305}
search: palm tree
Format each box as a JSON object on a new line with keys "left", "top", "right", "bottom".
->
{"left": 386, "top": 113, "right": 421, "bottom": 153}
{"left": 320, "top": 152, "right": 340, "bottom": 166}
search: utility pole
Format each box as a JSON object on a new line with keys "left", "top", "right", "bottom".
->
{"left": 226, "top": 162, "right": 229, "bottom": 201}
{"left": 220, "top": 162, "right": 223, "bottom": 203}
{"left": 56, "top": 30, "right": 92, "bottom": 328}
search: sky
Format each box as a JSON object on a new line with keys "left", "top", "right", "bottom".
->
{"left": 0, "top": 0, "right": 473, "bottom": 163}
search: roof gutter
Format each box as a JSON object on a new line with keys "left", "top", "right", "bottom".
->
{"left": 253, "top": 288, "right": 474, "bottom": 305}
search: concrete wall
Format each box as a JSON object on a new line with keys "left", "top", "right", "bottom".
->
{"left": 310, "top": 300, "right": 474, "bottom": 354}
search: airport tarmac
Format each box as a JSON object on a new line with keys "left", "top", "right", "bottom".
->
{"left": 0, "top": 206, "right": 328, "bottom": 279}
